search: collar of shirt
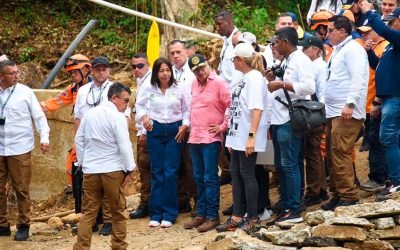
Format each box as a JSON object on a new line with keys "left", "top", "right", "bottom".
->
{"left": 138, "top": 70, "right": 151, "bottom": 86}
{"left": 335, "top": 36, "right": 352, "bottom": 50}
{"left": 103, "top": 100, "right": 119, "bottom": 111}
{"left": 224, "top": 26, "right": 239, "bottom": 44}
{"left": 173, "top": 61, "right": 191, "bottom": 80}
{"left": 0, "top": 84, "right": 16, "bottom": 93}
{"left": 91, "top": 79, "right": 110, "bottom": 90}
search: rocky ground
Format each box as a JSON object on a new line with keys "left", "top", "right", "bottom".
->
{"left": 3, "top": 144, "right": 395, "bottom": 250}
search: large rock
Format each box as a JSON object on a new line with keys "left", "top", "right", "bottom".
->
{"left": 394, "top": 215, "right": 400, "bottom": 225}
{"left": 368, "top": 226, "right": 400, "bottom": 239}
{"left": 312, "top": 225, "right": 366, "bottom": 241}
{"left": 260, "top": 227, "right": 311, "bottom": 246}
{"left": 386, "top": 240, "right": 400, "bottom": 248}
{"left": 370, "top": 217, "right": 396, "bottom": 230}
{"left": 305, "top": 210, "right": 335, "bottom": 226}
{"left": 30, "top": 222, "right": 57, "bottom": 236}
{"left": 47, "top": 216, "right": 64, "bottom": 230}
{"left": 61, "top": 213, "right": 82, "bottom": 224}
{"left": 334, "top": 200, "right": 400, "bottom": 218}
{"left": 344, "top": 240, "right": 394, "bottom": 250}
{"left": 329, "top": 216, "right": 375, "bottom": 229}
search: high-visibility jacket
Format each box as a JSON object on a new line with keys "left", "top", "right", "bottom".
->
{"left": 40, "top": 82, "right": 80, "bottom": 112}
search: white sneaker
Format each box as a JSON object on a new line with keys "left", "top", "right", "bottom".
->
{"left": 258, "top": 208, "right": 272, "bottom": 221}
{"left": 160, "top": 220, "right": 173, "bottom": 228}
{"left": 148, "top": 220, "right": 160, "bottom": 227}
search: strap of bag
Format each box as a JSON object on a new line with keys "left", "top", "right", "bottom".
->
{"left": 274, "top": 88, "right": 294, "bottom": 113}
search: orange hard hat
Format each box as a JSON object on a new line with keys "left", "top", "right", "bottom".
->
{"left": 65, "top": 54, "right": 91, "bottom": 72}
{"left": 310, "top": 11, "right": 334, "bottom": 30}
{"left": 338, "top": 9, "right": 355, "bottom": 23}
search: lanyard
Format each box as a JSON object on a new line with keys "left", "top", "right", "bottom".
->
{"left": 0, "top": 85, "right": 16, "bottom": 118}
{"left": 87, "top": 80, "right": 109, "bottom": 107}
{"left": 327, "top": 38, "right": 352, "bottom": 81}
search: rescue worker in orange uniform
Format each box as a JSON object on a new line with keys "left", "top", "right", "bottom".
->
{"left": 40, "top": 54, "right": 91, "bottom": 193}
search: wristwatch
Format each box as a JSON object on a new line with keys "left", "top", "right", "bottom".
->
{"left": 346, "top": 103, "right": 355, "bottom": 109}
{"left": 248, "top": 132, "right": 255, "bottom": 139}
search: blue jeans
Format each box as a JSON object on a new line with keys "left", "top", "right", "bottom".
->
{"left": 189, "top": 142, "right": 220, "bottom": 219}
{"left": 365, "top": 115, "right": 386, "bottom": 184}
{"left": 380, "top": 97, "right": 400, "bottom": 185}
{"left": 147, "top": 120, "right": 184, "bottom": 222}
{"left": 271, "top": 122, "right": 302, "bottom": 213}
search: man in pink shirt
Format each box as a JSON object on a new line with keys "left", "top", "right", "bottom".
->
{"left": 183, "top": 54, "right": 231, "bottom": 232}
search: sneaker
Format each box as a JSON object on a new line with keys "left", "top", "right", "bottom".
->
{"left": 215, "top": 217, "right": 243, "bottom": 232}
{"left": 160, "top": 220, "right": 173, "bottom": 228}
{"left": 129, "top": 205, "right": 149, "bottom": 219}
{"left": 183, "top": 216, "right": 205, "bottom": 229}
{"left": 376, "top": 181, "right": 400, "bottom": 201}
{"left": 320, "top": 192, "right": 329, "bottom": 201}
{"left": 304, "top": 196, "right": 322, "bottom": 207}
{"left": 99, "top": 223, "right": 112, "bottom": 236}
{"left": 258, "top": 208, "right": 272, "bottom": 221}
{"left": 265, "top": 212, "right": 284, "bottom": 226}
{"left": 197, "top": 218, "right": 220, "bottom": 233}
{"left": 240, "top": 218, "right": 259, "bottom": 235}
{"left": 360, "top": 180, "right": 386, "bottom": 192}
{"left": 148, "top": 220, "right": 160, "bottom": 227}
{"left": 14, "top": 224, "right": 29, "bottom": 241}
{"left": 0, "top": 223, "right": 11, "bottom": 236}
{"left": 275, "top": 210, "right": 303, "bottom": 224}
{"left": 321, "top": 196, "right": 340, "bottom": 211}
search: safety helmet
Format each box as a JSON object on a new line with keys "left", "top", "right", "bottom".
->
{"left": 65, "top": 54, "right": 91, "bottom": 72}
{"left": 311, "top": 11, "right": 334, "bottom": 30}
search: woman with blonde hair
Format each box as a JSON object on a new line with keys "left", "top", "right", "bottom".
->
{"left": 216, "top": 42, "right": 269, "bottom": 234}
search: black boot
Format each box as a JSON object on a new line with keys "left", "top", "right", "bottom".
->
{"left": 14, "top": 224, "right": 29, "bottom": 241}
{"left": 0, "top": 223, "right": 11, "bottom": 236}
{"left": 129, "top": 205, "right": 149, "bottom": 219}
{"left": 99, "top": 223, "right": 112, "bottom": 236}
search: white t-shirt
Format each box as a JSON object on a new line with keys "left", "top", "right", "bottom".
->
{"left": 225, "top": 70, "right": 269, "bottom": 152}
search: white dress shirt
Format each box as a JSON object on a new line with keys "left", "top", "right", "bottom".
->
{"left": 75, "top": 101, "right": 135, "bottom": 174}
{"left": 0, "top": 83, "right": 50, "bottom": 156}
{"left": 325, "top": 36, "right": 369, "bottom": 120}
{"left": 270, "top": 50, "right": 316, "bottom": 125}
{"left": 173, "top": 61, "right": 196, "bottom": 104}
{"left": 313, "top": 57, "right": 327, "bottom": 103}
{"left": 134, "top": 70, "right": 152, "bottom": 136}
{"left": 74, "top": 80, "right": 131, "bottom": 120}
{"left": 218, "top": 27, "right": 243, "bottom": 89}
{"left": 135, "top": 83, "right": 190, "bottom": 126}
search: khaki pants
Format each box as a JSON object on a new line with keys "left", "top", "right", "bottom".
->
{"left": 137, "top": 135, "right": 151, "bottom": 207}
{"left": 326, "top": 117, "right": 362, "bottom": 201}
{"left": 74, "top": 171, "right": 127, "bottom": 250}
{"left": 304, "top": 125, "right": 327, "bottom": 197}
{"left": 0, "top": 152, "right": 32, "bottom": 228}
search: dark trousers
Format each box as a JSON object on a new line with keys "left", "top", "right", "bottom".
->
{"left": 137, "top": 135, "right": 151, "bottom": 207}
{"left": 255, "top": 165, "right": 270, "bottom": 212}
{"left": 230, "top": 150, "right": 258, "bottom": 219}
{"left": 365, "top": 115, "right": 387, "bottom": 184}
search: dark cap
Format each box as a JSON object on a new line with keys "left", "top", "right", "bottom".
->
{"left": 91, "top": 56, "right": 110, "bottom": 68}
{"left": 188, "top": 54, "right": 207, "bottom": 71}
{"left": 299, "top": 36, "right": 324, "bottom": 51}
{"left": 287, "top": 12, "right": 298, "bottom": 22}
{"left": 383, "top": 7, "right": 400, "bottom": 21}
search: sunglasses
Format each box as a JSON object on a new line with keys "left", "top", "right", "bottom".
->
{"left": 1, "top": 71, "right": 19, "bottom": 76}
{"left": 132, "top": 63, "right": 145, "bottom": 69}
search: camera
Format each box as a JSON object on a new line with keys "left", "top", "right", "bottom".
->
{"left": 270, "top": 60, "right": 285, "bottom": 78}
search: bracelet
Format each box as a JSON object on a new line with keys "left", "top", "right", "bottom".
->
{"left": 283, "top": 83, "right": 286, "bottom": 90}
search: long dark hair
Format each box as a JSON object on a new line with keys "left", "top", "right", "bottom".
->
{"left": 150, "top": 57, "right": 176, "bottom": 88}
{"left": 316, "top": 0, "right": 339, "bottom": 12}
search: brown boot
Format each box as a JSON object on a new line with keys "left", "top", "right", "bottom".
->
{"left": 197, "top": 218, "right": 220, "bottom": 233}
{"left": 183, "top": 216, "right": 205, "bottom": 229}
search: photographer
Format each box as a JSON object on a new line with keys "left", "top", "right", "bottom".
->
{"left": 266, "top": 27, "right": 315, "bottom": 223}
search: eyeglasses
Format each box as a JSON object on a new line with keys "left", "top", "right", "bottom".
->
{"left": 118, "top": 96, "right": 130, "bottom": 104}
{"left": 1, "top": 71, "right": 19, "bottom": 76}
{"left": 132, "top": 63, "right": 145, "bottom": 70}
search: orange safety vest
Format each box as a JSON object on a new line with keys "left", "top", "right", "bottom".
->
{"left": 40, "top": 82, "right": 81, "bottom": 112}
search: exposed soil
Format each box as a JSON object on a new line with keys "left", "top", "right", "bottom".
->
{"left": 0, "top": 143, "right": 374, "bottom": 250}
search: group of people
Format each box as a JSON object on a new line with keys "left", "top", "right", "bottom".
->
{"left": 1, "top": 0, "right": 400, "bottom": 249}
